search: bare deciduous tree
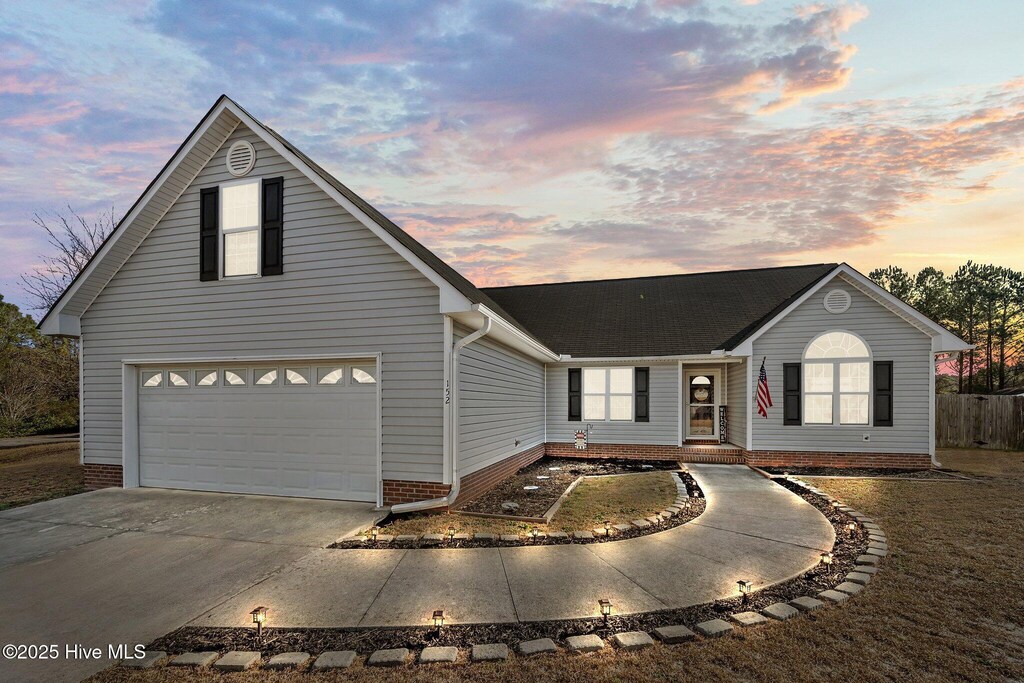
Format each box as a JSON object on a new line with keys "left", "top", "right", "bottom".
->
{"left": 20, "top": 207, "right": 118, "bottom": 312}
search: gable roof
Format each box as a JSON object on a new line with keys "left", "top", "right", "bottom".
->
{"left": 38, "top": 97, "right": 968, "bottom": 360}
{"left": 38, "top": 95, "right": 541, "bottom": 347}
{"left": 483, "top": 264, "right": 838, "bottom": 357}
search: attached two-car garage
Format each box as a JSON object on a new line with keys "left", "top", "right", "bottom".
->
{"left": 134, "top": 359, "right": 380, "bottom": 502}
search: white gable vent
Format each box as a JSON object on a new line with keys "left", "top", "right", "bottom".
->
{"left": 226, "top": 140, "right": 256, "bottom": 177}
{"left": 823, "top": 289, "right": 852, "bottom": 314}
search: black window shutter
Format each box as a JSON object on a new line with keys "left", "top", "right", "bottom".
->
{"left": 635, "top": 367, "right": 649, "bottom": 422}
{"left": 261, "top": 176, "right": 284, "bottom": 276}
{"left": 783, "top": 363, "right": 801, "bottom": 425}
{"left": 873, "top": 361, "right": 893, "bottom": 426}
{"left": 199, "top": 187, "right": 219, "bottom": 281}
{"left": 568, "top": 368, "right": 581, "bottom": 421}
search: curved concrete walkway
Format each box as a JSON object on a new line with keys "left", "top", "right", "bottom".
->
{"left": 194, "top": 464, "right": 835, "bottom": 628}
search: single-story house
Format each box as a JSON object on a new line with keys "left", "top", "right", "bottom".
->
{"left": 40, "top": 97, "right": 971, "bottom": 510}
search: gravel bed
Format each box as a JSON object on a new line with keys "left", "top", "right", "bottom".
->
{"left": 760, "top": 465, "right": 964, "bottom": 480}
{"left": 151, "top": 478, "right": 866, "bottom": 656}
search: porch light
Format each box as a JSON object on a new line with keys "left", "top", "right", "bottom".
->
{"left": 432, "top": 609, "right": 445, "bottom": 629}
{"left": 369, "top": 526, "right": 379, "bottom": 541}
{"left": 737, "top": 580, "right": 752, "bottom": 605}
{"left": 447, "top": 526, "right": 456, "bottom": 541}
{"left": 820, "top": 551, "right": 833, "bottom": 567}
{"left": 847, "top": 521, "right": 857, "bottom": 538}
{"left": 250, "top": 606, "right": 267, "bottom": 636}
{"left": 599, "top": 599, "right": 613, "bottom": 625}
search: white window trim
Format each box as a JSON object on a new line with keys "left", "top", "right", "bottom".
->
{"left": 802, "top": 331, "right": 872, "bottom": 426}
{"left": 219, "top": 176, "right": 262, "bottom": 279}
{"left": 582, "top": 367, "right": 634, "bottom": 422}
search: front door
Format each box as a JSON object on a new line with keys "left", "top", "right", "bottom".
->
{"left": 684, "top": 370, "right": 721, "bottom": 440}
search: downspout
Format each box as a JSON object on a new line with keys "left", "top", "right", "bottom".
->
{"left": 390, "top": 316, "right": 492, "bottom": 513}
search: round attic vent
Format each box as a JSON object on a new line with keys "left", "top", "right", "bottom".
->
{"left": 226, "top": 140, "right": 256, "bottom": 177}
{"left": 823, "top": 289, "right": 852, "bottom": 314}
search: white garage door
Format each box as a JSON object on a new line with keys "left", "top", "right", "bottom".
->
{"left": 137, "top": 361, "right": 379, "bottom": 502}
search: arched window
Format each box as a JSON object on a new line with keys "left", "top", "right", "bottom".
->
{"left": 803, "top": 332, "right": 871, "bottom": 425}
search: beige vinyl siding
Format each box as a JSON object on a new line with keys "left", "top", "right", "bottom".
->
{"left": 456, "top": 327, "right": 545, "bottom": 477}
{"left": 751, "top": 275, "right": 932, "bottom": 454}
{"left": 80, "top": 123, "right": 446, "bottom": 482}
{"left": 725, "top": 357, "right": 748, "bottom": 448}
{"left": 546, "top": 362, "right": 679, "bottom": 445}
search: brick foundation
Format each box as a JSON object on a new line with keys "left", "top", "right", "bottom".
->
{"left": 543, "top": 442, "right": 746, "bottom": 464}
{"left": 382, "top": 479, "right": 451, "bottom": 506}
{"left": 454, "top": 443, "right": 546, "bottom": 508}
{"left": 743, "top": 450, "right": 931, "bottom": 469}
{"left": 83, "top": 463, "right": 123, "bottom": 490}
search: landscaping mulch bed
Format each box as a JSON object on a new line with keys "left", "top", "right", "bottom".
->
{"left": 460, "top": 456, "right": 680, "bottom": 518}
{"left": 760, "top": 465, "right": 967, "bottom": 480}
{"left": 331, "top": 470, "right": 704, "bottom": 549}
{"left": 151, "top": 477, "right": 868, "bottom": 657}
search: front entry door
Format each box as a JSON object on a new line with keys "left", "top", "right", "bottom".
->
{"left": 684, "top": 370, "right": 721, "bottom": 440}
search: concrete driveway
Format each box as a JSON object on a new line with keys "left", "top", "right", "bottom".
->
{"left": 0, "top": 488, "right": 382, "bottom": 683}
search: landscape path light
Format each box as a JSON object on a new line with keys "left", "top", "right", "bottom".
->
{"left": 820, "top": 551, "right": 833, "bottom": 570}
{"left": 369, "top": 526, "right": 379, "bottom": 541}
{"left": 738, "top": 580, "right": 752, "bottom": 605}
{"left": 447, "top": 526, "right": 456, "bottom": 542}
{"left": 250, "top": 606, "right": 267, "bottom": 637}
{"left": 599, "top": 599, "right": 613, "bottom": 625}
{"left": 847, "top": 521, "right": 857, "bottom": 538}
{"left": 432, "top": 609, "right": 445, "bottom": 630}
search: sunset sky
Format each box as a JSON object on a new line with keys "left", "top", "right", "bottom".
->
{"left": 1, "top": 1, "right": 1022, "bottom": 314}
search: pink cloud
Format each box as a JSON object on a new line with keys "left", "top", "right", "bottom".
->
{"left": 3, "top": 101, "right": 88, "bottom": 128}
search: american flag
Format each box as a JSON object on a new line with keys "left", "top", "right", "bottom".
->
{"left": 756, "top": 357, "right": 773, "bottom": 418}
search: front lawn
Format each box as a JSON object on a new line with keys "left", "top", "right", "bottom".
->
{"left": 368, "top": 470, "right": 678, "bottom": 537}
{"left": 0, "top": 442, "right": 85, "bottom": 510}
{"left": 89, "top": 448, "right": 1024, "bottom": 682}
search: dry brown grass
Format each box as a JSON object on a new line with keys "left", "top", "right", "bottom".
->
{"left": 0, "top": 442, "right": 85, "bottom": 510}
{"left": 88, "top": 448, "right": 1024, "bottom": 683}
{"left": 374, "top": 471, "right": 677, "bottom": 537}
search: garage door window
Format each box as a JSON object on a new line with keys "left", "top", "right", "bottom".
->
{"left": 168, "top": 371, "right": 189, "bottom": 387}
{"left": 352, "top": 366, "right": 377, "bottom": 384}
{"left": 142, "top": 370, "right": 162, "bottom": 387}
{"left": 285, "top": 368, "right": 310, "bottom": 385}
{"left": 196, "top": 370, "right": 218, "bottom": 387}
{"left": 255, "top": 369, "right": 278, "bottom": 386}
{"left": 317, "top": 367, "right": 346, "bottom": 385}
{"left": 224, "top": 369, "right": 247, "bottom": 386}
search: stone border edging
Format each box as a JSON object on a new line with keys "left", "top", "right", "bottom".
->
{"left": 126, "top": 477, "right": 885, "bottom": 674}
{"left": 330, "top": 470, "right": 705, "bottom": 549}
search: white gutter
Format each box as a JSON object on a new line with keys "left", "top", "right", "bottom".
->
{"left": 390, "top": 316, "right": 493, "bottom": 514}
{"left": 558, "top": 354, "right": 745, "bottom": 363}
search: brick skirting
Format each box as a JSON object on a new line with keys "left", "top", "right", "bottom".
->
{"left": 83, "top": 463, "right": 123, "bottom": 490}
{"left": 743, "top": 450, "right": 931, "bottom": 469}
{"left": 382, "top": 479, "right": 451, "bottom": 506}
{"left": 543, "top": 442, "right": 746, "bottom": 464}
{"left": 454, "top": 443, "right": 546, "bottom": 508}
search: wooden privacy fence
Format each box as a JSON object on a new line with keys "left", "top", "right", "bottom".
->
{"left": 936, "top": 394, "right": 1024, "bottom": 450}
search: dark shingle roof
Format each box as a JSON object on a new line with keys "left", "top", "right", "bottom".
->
{"left": 482, "top": 264, "right": 838, "bottom": 357}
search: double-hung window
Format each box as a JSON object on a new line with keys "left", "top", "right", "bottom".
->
{"left": 803, "top": 331, "right": 871, "bottom": 425}
{"left": 221, "top": 178, "right": 260, "bottom": 277}
{"left": 583, "top": 367, "right": 633, "bottom": 421}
